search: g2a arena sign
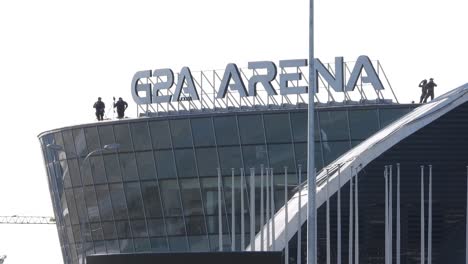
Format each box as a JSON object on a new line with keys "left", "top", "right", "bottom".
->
{"left": 131, "top": 55, "right": 385, "bottom": 105}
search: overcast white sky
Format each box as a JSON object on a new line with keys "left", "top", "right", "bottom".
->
{"left": 0, "top": 0, "right": 467, "bottom": 263}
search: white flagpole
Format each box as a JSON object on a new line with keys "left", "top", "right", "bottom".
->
{"left": 326, "top": 169, "right": 330, "bottom": 264}
{"left": 260, "top": 164, "right": 264, "bottom": 251}
{"left": 355, "top": 167, "right": 359, "bottom": 264}
{"left": 298, "top": 165, "right": 303, "bottom": 264}
{"left": 271, "top": 168, "right": 276, "bottom": 250}
{"left": 250, "top": 168, "right": 255, "bottom": 251}
{"left": 385, "top": 166, "right": 388, "bottom": 264}
{"left": 349, "top": 166, "right": 354, "bottom": 264}
{"left": 232, "top": 168, "right": 235, "bottom": 251}
{"left": 285, "top": 167, "right": 289, "bottom": 264}
{"left": 241, "top": 168, "right": 245, "bottom": 251}
{"left": 337, "top": 165, "right": 342, "bottom": 264}
{"left": 266, "top": 168, "right": 270, "bottom": 251}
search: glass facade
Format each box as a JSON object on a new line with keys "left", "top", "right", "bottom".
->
{"left": 39, "top": 104, "right": 414, "bottom": 264}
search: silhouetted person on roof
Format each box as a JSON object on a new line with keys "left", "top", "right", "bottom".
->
{"left": 114, "top": 97, "right": 128, "bottom": 119}
{"left": 418, "top": 79, "right": 428, "bottom": 103}
{"left": 93, "top": 97, "right": 105, "bottom": 121}
{"left": 423, "top": 78, "right": 437, "bottom": 103}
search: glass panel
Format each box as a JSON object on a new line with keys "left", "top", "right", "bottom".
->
{"left": 200, "top": 178, "right": 220, "bottom": 215}
{"left": 114, "top": 124, "right": 133, "bottom": 152}
{"left": 154, "top": 150, "right": 177, "bottom": 179}
{"left": 95, "top": 184, "right": 114, "bottom": 221}
{"left": 84, "top": 186, "right": 100, "bottom": 222}
{"left": 102, "top": 222, "right": 117, "bottom": 240}
{"left": 319, "top": 110, "right": 350, "bottom": 141}
{"left": 323, "top": 141, "right": 350, "bottom": 165}
{"left": 136, "top": 151, "right": 157, "bottom": 180}
{"left": 124, "top": 182, "right": 146, "bottom": 219}
{"left": 149, "top": 120, "right": 172, "bottom": 149}
{"left": 351, "top": 140, "right": 363, "bottom": 147}
{"left": 90, "top": 155, "right": 106, "bottom": 184}
{"left": 218, "top": 146, "right": 242, "bottom": 176}
{"left": 109, "top": 183, "right": 129, "bottom": 220}
{"left": 119, "top": 153, "right": 138, "bottom": 181}
{"left": 73, "top": 128, "right": 88, "bottom": 158}
{"left": 140, "top": 181, "right": 163, "bottom": 218}
{"left": 291, "top": 111, "right": 321, "bottom": 142}
{"left": 264, "top": 113, "right": 292, "bottom": 143}
{"left": 94, "top": 241, "right": 106, "bottom": 254}
{"left": 380, "top": 107, "right": 411, "bottom": 128}
{"left": 61, "top": 160, "right": 72, "bottom": 188}
{"left": 116, "top": 221, "right": 132, "bottom": 238}
{"left": 62, "top": 129, "right": 77, "bottom": 159}
{"left": 119, "top": 239, "right": 134, "bottom": 253}
{"left": 148, "top": 219, "right": 166, "bottom": 237}
{"left": 160, "top": 180, "right": 183, "bottom": 216}
{"left": 166, "top": 217, "right": 186, "bottom": 235}
{"left": 196, "top": 148, "right": 219, "bottom": 177}
{"left": 295, "top": 142, "right": 323, "bottom": 172}
{"left": 106, "top": 240, "right": 120, "bottom": 254}
{"left": 188, "top": 236, "right": 209, "bottom": 252}
{"left": 349, "top": 109, "right": 379, "bottom": 140}
{"left": 150, "top": 237, "right": 169, "bottom": 252}
{"left": 84, "top": 127, "right": 100, "bottom": 155}
{"left": 238, "top": 115, "right": 265, "bottom": 144}
{"left": 214, "top": 116, "right": 239, "bottom": 145}
{"left": 80, "top": 158, "right": 93, "bottom": 185}
{"left": 242, "top": 145, "right": 268, "bottom": 171}
{"left": 174, "top": 149, "right": 197, "bottom": 178}
{"left": 191, "top": 117, "right": 215, "bottom": 146}
{"left": 103, "top": 154, "right": 122, "bottom": 183}
{"left": 131, "top": 122, "right": 152, "bottom": 151}
{"left": 68, "top": 158, "right": 82, "bottom": 187}
{"left": 131, "top": 220, "right": 148, "bottom": 238}
{"left": 180, "top": 179, "right": 204, "bottom": 215}
{"left": 169, "top": 236, "right": 188, "bottom": 252}
{"left": 268, "top": 144, "right": 296, "bottom": 173}
{"left": 74, "top": 187, "right": 88, "bottom": 223}
{"left": 205, "top": 216, "right": 229, "bottom": 234}
{"left": 170, "top": 119, "right": 192, "bottom": 148}
{"left": 65, "top": 189, "right": 79, "bottom": 225}
{"left": 91, "top": 222, "right": 104, "bottom": 240}
{"left": 134, "top": 238, "right": 151, "bottom": 252}
{"left": 98, "top": 126, "right": 117, "bottom": 153}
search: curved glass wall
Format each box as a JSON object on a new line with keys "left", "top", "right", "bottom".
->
{"left": 39, "top": 104, "right": 414, "bottom": 264}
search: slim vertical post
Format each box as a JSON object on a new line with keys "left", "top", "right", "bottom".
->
{"left": 428, "top": 165, "right": 432, "bottom": 264}
{"left": 466, "top": 166, "right": 468, "bottom": 264}
{"left": 326, "top": 169, "right": 330, "bottom": 264}
{"left": 232, "top": 168, "right": 236, "bottom": 251}
{"left": 385, "top": 166, "right": 388, "bottom": 264}
{"left": 355, "top": 167, "right": 359, "bottom": 264}
{"left": 349, "top": 166, "right": 354, "bottom": 264}
{"left": 389, "top": 165, "right": 393, "bottom": 264}
{"left": 266, "top": 168, "right": 271, "bottom": 250}
{"left": 218, "top": 168, "right": 223, "bottom": 251}
{"left": 271, "top": 168, "right": 276, "bottom": 250}
{"left": 260, "top": 164, "right": 264, "bottom": 251}
{"left": 285, "top": 167, "right": 289, "bottom": 264}
{"left": 241, "top": 168, "right": 245, "bottom": 251}
{"left": 397, "top": 164, "right": 400, "bottom": 264}
{"left": 421, "top": 165, "right": 425, "bottom": 264}
{"left": 250, "top": 168, "right": 255, "bottom": 251}
{"left": 337, "top": 165, "right": 342, "bottom": 264}
{"left": 298, "top": 165, "right": 303, "bottom": 264}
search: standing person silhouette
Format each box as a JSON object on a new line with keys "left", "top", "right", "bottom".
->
{"left": 114, "top": 97, "right": 128, "bottom": 119}
{"left": 418, "top": 79, "right": 428, "bottom": 103}
{"left": 423, "top": 78, "right": 437, "bottom": 103}
{"left": 93, "top": 97, "right": 105, "bottom": 121}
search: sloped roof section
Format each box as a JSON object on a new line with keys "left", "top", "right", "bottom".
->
{"left": 248, "top": 83, "right": 468, "bottom": 251}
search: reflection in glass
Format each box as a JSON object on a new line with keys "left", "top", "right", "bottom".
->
{"left": 268, "top": 144, "right": 296, "bottom": 173}
{"left": 95, "top": 184, "right": 114, "bottom": 221}
{"left": 102, "top": 222, "right": 117, "bottom": 240}
{"left": 84, "top": 127, "right": 100, "bottom": 155}
{"left": 196, "top": 148, "right": 218, "bottom": 177}
{"left": 140, "top": 181, "right": 163, "bottom": 217}
{"left": 131, "top": 122, "right": 152, "bottom": 151}
{"left": 185, "top": 216, "right": 207, "bottom": 235}
{"left": 349, "top": 109, "right": 379, "bottom": 140}
{"left": 200, "top": 178, "right": 219, "bottom": 216}
{"left": 98, "top": 126, "right": 117, "bottom": 152}
{"left": 155, "top": 150, "right": 177, "bottom": 179}
{"left": 180, "top": 179, "right": 204, "bottom": 215}
{"left": 174, "top": 149, "right": 197, "bottom": 178}
{"left": 150, "top": 238, "right": 169, "bottom": 252}
{"left": 84, "top": 186, "right": 100, "bottom": 222}
{"left": 90, "top": 155, "right": 106, "bottom": 184}
{"left": 116, "top": 221, "right": 132, "bottom": 238}
{"left": 380, "top": 107, "right": 411, "bottom": 128}
{"left": 170, "top": 119, "right": 192, "bottom": 148}
{"left": 124, "top": 182, "right": 146, "bottom": 219}
{"left": 149, "top": 121, "right": 172, "bottom": 149}
{"left": 73, "top": 128, "right": 88, "bottom": 157}
{"left": 119, "top": 153, "right": 138, "bottom": 181}
{"left": 242, "top": 145, "right": 267, "bottom": 171}
{"left": 218, "top": 146, "right": 242, "bottom": 176}
{"left": 103, "top": 154, "right": 122, "bottom": 183}
{"left": 148, "top": 219, "right": 166, "bottom": 237}
{"left": 323, "top": 141, "right": 350, "bottom": 165}
{"left": 238, "top": 115, "right": 265, "bottom": 144}
{"left": 136, "top": 151, "right": 157, "bottom": 180}
{"left": 114, "top": 124, "right": 133, "bottom": 152}
{"left": 109, "top": 183, "right": 129, "bottom": 220}
{"left": 188, "top": 236, "right": 210, "bottom": 252}
{"left": 160, "top": 180, "right": 183, "bottom": 216}
{"left": 169, "top": 236, "right": 188, "bottom": 252}
{"left": 191, "top": 118, "right": 215, "bottom": 146}
{"left": 319, "top": 111, "right": 350, "bottom": 141}
{"left": 134, "top": 238, "right": 151, "bottom": 252}
{"left": 131, "top": 220, "right": 148, "bottom": 238}
{"left": 166, "top": 217, "right": 186, "bottom": 236}
{"left": 264, "top": 113, "right": 292, "bottom": 143}
{"left": 214, "top": 116, "right": 239, "bottom": 145}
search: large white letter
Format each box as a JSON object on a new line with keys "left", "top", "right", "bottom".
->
{"left": 345, "top": 55, "right": 384, "bottom": 91}
{"left": 153, "top": 69, "right": 174, "bottom": 103}
{"left": 279, "top": 59, "right": 308, "bottom": 95}
{"left": 315, "top": 57, "right": 344, "bottom": 92}
{"left": 216, "top": 63, "right": 248, "bottom": 99}
{"left": 248, "top": 61, "right": 277, "bottom": 96}
{"left": 172, "top": 67, "right": 200, "bottom": 102}
{"left": 131, "top": 70, "right": 152, "bottom": 105}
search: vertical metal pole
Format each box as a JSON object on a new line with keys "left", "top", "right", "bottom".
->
{"left": 250, "top": 168, "right": 255, "bottom": 251}
{"left": 232, "top": 168, "right": 236, "bottom": 251}
{"left": 271, "top": 168, "right": 276, "bottom": 250}
{"left": 261, "top": 164, "right": 265, "bottom": 251}
{"left": 307, "top": 0, "right": 317, "bottom": 263}
{"left": 326, "top": 169, "right": 330, "bottom": 264}
{"left": 385, "top": 166, "right": 388, "bottom": 264}
{"left": 266, "top": 168, "right": 271, "bottom": 251}
{"left": 428, "top": 165, "right": 432, "bottom": 264}
{"left": 285, "top": 167, "right": 289, "bottom": 264}
{"left": 298, "top": 165, "right": 303, "bottom": 264}
{"left": 421, "top": 165, "right": 425, "bottom": 264}
{"left": 218, "top": 168, "right": 223, "bottom": 251}
{"left": 466, "top": 166, "right": 468, "bottom": 264}
{"left": 355, "top": 167, "right": 359, "bottom": 264}
{"left": 241, "top": 168, "right": 245, "bottom": 251}
{"left": 337, "top": 165, "right": 342, "bottom": 264}
{"left": 389, "top": 165, "right": 393, "bottom": 264}
{"left": 397, "top": 164, "right": 400, "bottom": 264}
{"left": 349, "top": 166, "right": 354, "bottom": 264}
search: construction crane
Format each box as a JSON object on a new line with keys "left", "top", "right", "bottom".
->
{"left": 0, "top": 215, "right": 55, "bottom": 225}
